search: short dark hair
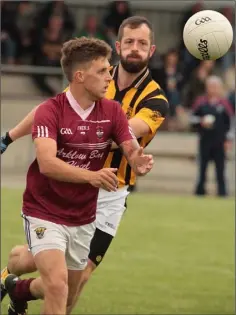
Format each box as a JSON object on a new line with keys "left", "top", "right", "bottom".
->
{"left": 61, "top": 37, "right": 112, "bottom": 82}
{"left": 117, "top": 16, "right": 154, "bottom": 43}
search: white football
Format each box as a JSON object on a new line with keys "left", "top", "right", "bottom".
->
{"left": 183, "top": 10, "right": 233, "bottom": 60}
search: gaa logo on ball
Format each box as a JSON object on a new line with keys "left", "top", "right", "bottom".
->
{"left": 183, "top": 10, "right": 233, "bottom": 60}
{"left": 195, "top": 17, "right": 211, "bottom": 25}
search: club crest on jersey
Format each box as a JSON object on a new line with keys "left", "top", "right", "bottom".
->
{"left": 96, "top": 126, "right": 104, "bottom": 139}
{"left": 34, "top": 227, "right": 46, "bottom": 239}
{"left": 150, "top": 111, "right": 162, "bottom": 122}
{"left": 126, "top": 107, "right": 133, "bottom": 119}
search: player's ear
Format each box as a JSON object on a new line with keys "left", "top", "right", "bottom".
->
{"left": 115, "top": 41, "right": 121, "bottom": 55}
{"left": 74, "top": 70, "right": 84, "bottom": 83}
{"left": 149, "top": 45, "right": 156, "bottom": 58}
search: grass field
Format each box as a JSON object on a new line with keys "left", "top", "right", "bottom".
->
{"left": 1, "top": 188, "right": 235, "bottom": 314}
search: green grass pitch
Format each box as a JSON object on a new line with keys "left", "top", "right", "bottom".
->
{"left": 1, "top": 188, "right": 234, "bottom": 314}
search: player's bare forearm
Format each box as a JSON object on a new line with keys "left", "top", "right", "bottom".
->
{"left": 119, "top": 138, "right": 140, "bottom": 168}
{"left": 38, "top": 155, "right": 94, "bottom": 184}
{"left": 35, "top": 137, "right": 93, "bottom": 184}
{"left": 111, "top": 119, "right": 150, "bottom": 151}
{"left": 9, "top": 106, "right": 39, "bottom": 141}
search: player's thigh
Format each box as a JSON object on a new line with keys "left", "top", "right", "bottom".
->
{"left": 96, "top": 186, "right": 129, "bottom": 237}
{"left": 23, "top": 215, "right": 68, "bottom": 281}
{"left": 65, "top": 222, "right": 96, "bottom": 271}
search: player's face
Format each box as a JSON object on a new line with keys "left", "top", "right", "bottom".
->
{"left": 82, "top": 57, "right": 112, "bottom": 100}
{"left": 116, "top": 24, "right": 156, "bottom": 73}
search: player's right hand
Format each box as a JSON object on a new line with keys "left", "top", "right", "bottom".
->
{"left": 1, "top": 132, "right": 13, "bottom": 154}
{"left": 90, "top": 168, "right": 118, "bottom": 192}
{"left": 1, "top": 135, "right": 9, "bottom": 154}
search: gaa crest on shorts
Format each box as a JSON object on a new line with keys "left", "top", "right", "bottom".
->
{"left": 96, "top": 126, "right": 104, "bottom": 139}
{"left": 34, "top": 227, "right": 47, "bottom": 239}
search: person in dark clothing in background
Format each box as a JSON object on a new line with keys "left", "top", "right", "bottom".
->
{"left": 185, "top": 60, "right": 215, "bottom": 109}
{"left": 151, "top": 49, "right": 184, "bottom": 129}
{"left": 31, "top": 15, "right": 70, "bottom": 96}
{"left": 34, "top": 0, "right": 75, "bottom": 39}
{"left": 103, "top": 1, "right": 132, "bottom": 62}
{"left": 191, "top": 76, "right": 234, "bottom": 197}
{"left": 1, "top": 1, "right": 18, "bottom": 64}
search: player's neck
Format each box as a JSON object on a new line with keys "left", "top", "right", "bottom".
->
{"left": 69, "top": 85, "right": 95, "bottom": 110}
{"left": 117, "top": 64, "right": 145, "bottom": 91}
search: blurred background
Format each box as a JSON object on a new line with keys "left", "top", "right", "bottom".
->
{"left": 1, "top": 0, "right": 235, "bottom": 196}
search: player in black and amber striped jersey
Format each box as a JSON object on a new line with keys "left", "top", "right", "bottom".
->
{"left": 1, "top": 16, "right": 168, "bottom": 309}
{"left": 105, "top": 64, "right": 168, "bottom": 188}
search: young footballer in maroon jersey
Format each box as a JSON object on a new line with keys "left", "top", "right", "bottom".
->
{"left": 3, "top": 37, "right": 153, "bottom": 315}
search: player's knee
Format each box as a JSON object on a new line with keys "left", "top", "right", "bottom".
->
{"left": 79, "top": 261, "right": 95, "bottom": 288}
{"left": 81, "top": 268, "right": 92, "bottom": 285}
{"left": 8, "top": 244, "right": 36, "bottom": 275}
{"left": 44, "top": 273, "right": 68, "bottom": 299}
{"left": 9, "top": 245, "right": 25, "bottom": 260}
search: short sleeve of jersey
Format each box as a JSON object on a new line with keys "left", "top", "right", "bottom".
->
{"left": 112, "top": 101, "right": 134, "bottom": 145}
{"left": 32, "top": 99, "right": 59, "bottom": 141}
{"left": 135, "top": 94, "right": 169, "bottom": 134}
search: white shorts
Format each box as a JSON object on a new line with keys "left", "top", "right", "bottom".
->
{"left": 22, "top": 215, "right": 95, "bottom": 270}
{"left": 96, "top": 186, "right": 130, "bottom": 237}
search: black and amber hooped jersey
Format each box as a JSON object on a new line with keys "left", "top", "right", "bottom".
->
{"left": 64, "top": 65, "right": 169, "bottom": 188}
{"left": 104, "top": 65, "right": 169, "bottom": 188}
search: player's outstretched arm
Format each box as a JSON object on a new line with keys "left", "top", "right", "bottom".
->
{"left": 111, "top": 102, "right": 154, "bottom": 176}
{"left": 35, "top": 137, "right": 118, "bottom": 191}
{"left": 119, "top": 139, "right": 154, "bottom": 176}
{"left": 1, "top": 106, "right": 38, "bottom": 154}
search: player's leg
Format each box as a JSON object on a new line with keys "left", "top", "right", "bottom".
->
{"left": 5, "top": 216, "right": 68, "bottom": 315}
{"left": 195, "top": 143, "right": 210, "bottom": 195}
{"left": 212, "top": 145, "right": 227, "bottom": 196}
{"left": 4, "top": 244, "right": 36, "bottom": 276}
{"left": 72, "top": 187, "right": 129, "bottom": 307}
{"left": 65, "top": 222, "right": 96, "bottom": 314}
{"left": 5, "top": 249, "right": 68, "bottom": 315}
{"left": 1, "top": 244, "right": 36, "bottom": 301}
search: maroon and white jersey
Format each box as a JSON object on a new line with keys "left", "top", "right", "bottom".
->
{"left": 23, "top": 90, "right": 133, "bottom": 226}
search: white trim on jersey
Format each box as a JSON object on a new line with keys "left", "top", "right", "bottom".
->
{"left": 128, "top": 126, "right": 135, "bottom": 139}
{"left": 66, "top": 140, "right": 112, "bottom": 150}
{"left": 82, "top": 120, "right": 111, "bottom": 123}
{"left": 37, "top": 126, "right": 49, "bottom": 138}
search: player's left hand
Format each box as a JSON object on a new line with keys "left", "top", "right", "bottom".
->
{"left": 133, "top": 147, "right": 154, "bottom": 176}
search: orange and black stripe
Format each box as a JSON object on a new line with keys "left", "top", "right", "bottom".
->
{"left": 104, "top": 65, "right": 169, "bottom": 188}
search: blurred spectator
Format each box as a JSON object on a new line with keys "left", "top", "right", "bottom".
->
{"left": 151, "top": 49, "right": 184, "bottom": 130}
{"left": 103, "top": 1, "right": 132, "bottom": 62}
{"left": 224, "top": 63, "right": 235, "bottom": 94}
{"left": 76, "top": 15, "right": 108, "bottom": 41}
{"left": 34, "top": 0, "right": 75, "bottom": 39}
{"left": 180, "top": 0, "right": 204, "bottom": 31}
{"left": 31, "top": 15, "right": 69, "bottom": 96}
{"left": 185, "top": 60, "right": 215, "bottom": 109}
{"left": 179, "top": 0, "right": 204, "bottom": 76}
{"left": 1, "top": 1, "right": 18, "bottom": 64}
{"left": 228, "top": 91, "right": 235, "bottom": 114}
{"left": 220, "top": 7, "right": 235, "bottom": 71}
{"left": 191, "top": 76, "right": 234, "bottom": 197}
{"left": 14, "top": 1, "right": 36, "bottom": 63}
